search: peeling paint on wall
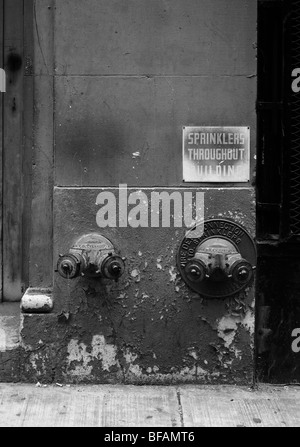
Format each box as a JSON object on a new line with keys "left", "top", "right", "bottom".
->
{"left": 0, "top": 329, "right": 6, "bottom": 352}
{"left": 217, "top": 304, "right": 255, "bottom": 349}
{"left": 66, "top": 335, "right": 120, "bottom": 377}
{"left": 217, "top": 316, "right": 239, "bottom": 348}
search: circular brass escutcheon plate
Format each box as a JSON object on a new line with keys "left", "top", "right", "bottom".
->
{"left": 177, "top": 219, "right": 256, "bottom": 298}
{"left": 71, "top": 233, "right": 114, "bottom": 252}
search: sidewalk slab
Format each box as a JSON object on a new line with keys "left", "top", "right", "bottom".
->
{"left": 0, "top": 383, "right": 300, "bottom": 427}
{"left": 0, "top": 384, "right": 180, "bottom": 427}
{"left": 179, "top": 385, "right": 300, "bottom": 427}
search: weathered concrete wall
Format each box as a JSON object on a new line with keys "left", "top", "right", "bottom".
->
{"left": 18, "top": 0, "right": 257, "bottom": 384}
{"left": 28, "top": 0, "right": 54, "bottom": 289}
{"left": 54, "top": 0, "right": 256, "bottom": 186}
{"left": 0, "top": 304, "right": 20, "bottom": 382}
{"left": 19, "top": 187, "right": 256, "bottom": 384}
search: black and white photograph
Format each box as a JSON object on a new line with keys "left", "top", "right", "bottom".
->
{"left": 0, "top": 0, "right": 299, "bottom": 431}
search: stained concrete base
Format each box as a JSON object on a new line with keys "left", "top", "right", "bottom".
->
{"left": 0, "top": 383, "right": 299, "bottom": 427}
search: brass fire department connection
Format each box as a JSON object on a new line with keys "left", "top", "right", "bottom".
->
{"left": 56, "top": 234, "right": 125, "bottom": 281}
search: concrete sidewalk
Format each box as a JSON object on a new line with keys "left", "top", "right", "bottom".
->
{"left": 0, "top": 383, "right": 299, "bottom": 427}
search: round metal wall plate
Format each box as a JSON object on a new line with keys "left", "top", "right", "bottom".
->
{"left": 69, "top": 233, "right": 115, "bottom": 276}
{"left": 177, "top": 219, "right": 256, "bottom": 298}
{"left": 71, "top": 233, "right": 114, "bottom": 252}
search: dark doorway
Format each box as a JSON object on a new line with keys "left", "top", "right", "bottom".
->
{"left": 256, "top": 0, "right": 300, "bottom": 383}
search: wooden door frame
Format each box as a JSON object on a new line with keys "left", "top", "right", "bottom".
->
{"left": 0, "top": 0, "right": 33, "bottom": 302}
{"left": 0, "top": 0, "right": 3, "bottom": 301}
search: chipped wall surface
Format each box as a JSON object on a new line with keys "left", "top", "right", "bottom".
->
{"left": 18, "top": 0, "right": 257, "bottom": 384}
{"left": 19, "top": 188, "right": 256, "bottom": 384}
{"left": 0, "top": 304, "right": 20, "bottom": 381}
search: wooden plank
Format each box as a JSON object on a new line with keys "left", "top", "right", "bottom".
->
{"left": 0, "top": 0, "right": 3, "bottom": 302}
{"left": 3, "top": 0, "right": 24, "bottom": 301}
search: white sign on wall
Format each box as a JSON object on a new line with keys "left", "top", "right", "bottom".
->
{"left": 183, "top": 126, "right": 250, "bottom": 182}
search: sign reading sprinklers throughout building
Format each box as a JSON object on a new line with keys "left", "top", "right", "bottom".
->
{"left": 182, "top": 126, "right": 250, "bottom": 182}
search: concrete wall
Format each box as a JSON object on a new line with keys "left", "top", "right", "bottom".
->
{"left": 20, "top": 0, "right": 257, "bottom": 384}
